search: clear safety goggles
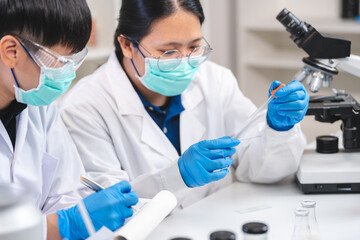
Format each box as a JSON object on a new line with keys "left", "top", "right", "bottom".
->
{"left": 17, "top": 37, "right": 88, "bottom": 72}
{"left": 134, "top": 37, "right": 213, "bottom": 72}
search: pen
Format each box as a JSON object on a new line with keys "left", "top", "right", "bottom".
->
{"left": 80, "top": 174, "right": 136, "bottom": 212}
{"left": 80, "top": 174, "right": 106, "bottom": 192}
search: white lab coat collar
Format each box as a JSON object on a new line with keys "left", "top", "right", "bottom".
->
{"left": 105, "top": 53, "right": 144, "bottom": 116}
{"left": 180, "top": 77, "right": 206, "bottom": 153}
{"left": 104, "top": 53, "right": 179, "bottom": 159}
{"left": 0, "top": 120, "right": 12, "bottom": 153}
{"left": 104, "top": 52, "right": 206, "bottom": 157}
{"left": 182, "top": 74, "right": 204, "bottom": 110}
{"left": 0, "top": 106, "right": 29, "bottom": 154}
{"left": 14, "top": 107, "right": 28, "bottom": 153}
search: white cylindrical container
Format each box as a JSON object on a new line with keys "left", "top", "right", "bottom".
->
{"left": 115, "top": 190, "right": 177, "bottom": 240}
{"left": 0, "top": 184, "right": 43, "bottom": 240}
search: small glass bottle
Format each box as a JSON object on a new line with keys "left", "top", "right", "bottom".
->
{"left": 292, "top": 208, "right": 311, "bottom": 240}
{"left": 301, "top": 200, "right": 322, "bottom": 240}
{"left": 242, "top": 222, "right": 268, "bottom": 240}
{"left": 209, "top": 230, "right": 236, "bottom": 240}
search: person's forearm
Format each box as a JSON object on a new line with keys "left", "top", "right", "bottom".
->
{"left": 47, "top": 214, "right": 62, "bottom": 240}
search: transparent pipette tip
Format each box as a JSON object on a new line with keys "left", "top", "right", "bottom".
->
{"left": 237, "top": 135, "right": 261, "bottom": 142}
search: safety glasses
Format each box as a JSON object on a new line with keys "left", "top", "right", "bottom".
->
{"left": 17, "top": 37, "right": 88, "bottom": 71}
{"left": 133, "top": 37, "right": 213, "bottom": 72}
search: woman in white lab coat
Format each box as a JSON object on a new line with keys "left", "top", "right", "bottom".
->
{"left": 61, "top": 0, "right": 309, "bottom": 209}
{"left": 0, "top": 0, "right": 138, "bottom": 239}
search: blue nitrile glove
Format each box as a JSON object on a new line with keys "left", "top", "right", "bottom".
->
{"left": 57, "top": 181, "right": 138, "bottom": 240}
{"left": 267, "top": 80, "right": 309, "bottom": 131}
{"left": 178, "top": 136, "right": 240, "bottom": 187}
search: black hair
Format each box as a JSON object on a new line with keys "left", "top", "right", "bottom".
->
{"left": 0, "top": 0, "right": 92, "bottom": 53}
{"left": 114, "top": 0, "right": 205, "bottom": 62}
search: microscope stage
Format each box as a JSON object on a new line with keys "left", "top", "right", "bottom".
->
{"left": 296, "top": 149, "right": 360, "bottom": 193}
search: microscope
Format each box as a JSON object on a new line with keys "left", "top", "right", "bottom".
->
{"left": 277, "top": 9, "right": 360, "bottom": 194}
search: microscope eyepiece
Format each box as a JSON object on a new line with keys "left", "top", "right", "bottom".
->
{"left": 276, "top": 8, "right": 308, "bottom": 40}
{"left": 277, "top": 8, "right": 351, "bottom": 59}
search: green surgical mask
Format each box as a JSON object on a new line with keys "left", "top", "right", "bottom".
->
{"left": 12, "top": 68, "right": 75, "bottom": 106}
{"left": 132, "top": 57, "right": 200, "bottom": 97}
{"left": 11, "top": 38, "right": 80, "bottom": 106}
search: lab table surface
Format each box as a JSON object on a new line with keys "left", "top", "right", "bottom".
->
{"left": 147, "top": 178, "right": 360, "bottom": 240}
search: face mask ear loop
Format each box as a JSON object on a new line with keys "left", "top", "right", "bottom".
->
{"left": 130, "top": 42, "right": 146, "bottom": 77}
{"left": 10, "top": 40, "right": 36, "bottom": 88}
{"left": 130, "top": 59, "right": 141, "bottom": 77}
{"left": 11, "top": 39, "right": 41, "bottom": 88}
{"left": 132, "top": 42, "right": 146, "bottom": 58}
{"left": 18, "top": 41, "right": 37, "bottom": 65}
{"left": 11, "top": 69, "right": 20, "bottom": 88}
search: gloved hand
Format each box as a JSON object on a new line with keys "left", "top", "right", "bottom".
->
{"left": 267, "top": 80, "right": 309, "bottom": 131}
{"left": 57, "top": 181, "right": 138, "bottom": 240}
{"left": 178, "top": 136, "right": 240, "bottom": 187}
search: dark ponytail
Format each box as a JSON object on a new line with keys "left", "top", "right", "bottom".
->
{"left": 114, "top": 0, "right": 205, "bottom": 62}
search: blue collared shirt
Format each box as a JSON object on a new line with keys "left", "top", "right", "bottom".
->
{"left": 132, "top": 85, "right": 185, "bottom": 155}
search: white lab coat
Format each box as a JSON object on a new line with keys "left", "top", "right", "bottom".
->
{"left": 0, "top": 103, "right": 88, "bottom": 235}
{"left": 60, "top": 52, "right": 307, "bottom": 209}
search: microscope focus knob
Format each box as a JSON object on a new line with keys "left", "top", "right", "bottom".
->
{"left": 316, "top": 135, "right": 339, "bottom": 153}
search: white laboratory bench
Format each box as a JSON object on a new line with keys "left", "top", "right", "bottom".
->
{"left": 147, "top": 177, "right": 360, "bottom": 240}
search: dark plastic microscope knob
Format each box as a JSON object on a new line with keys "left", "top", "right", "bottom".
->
{"left": 316, "top": 135, "right": 339, "bottom": 153}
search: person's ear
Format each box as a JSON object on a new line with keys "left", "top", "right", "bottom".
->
{"left": 0, "top": 35, "right": 20, "bottom": 68}
{"left": 118, "top": 35, "right": 135, "bottom": 59}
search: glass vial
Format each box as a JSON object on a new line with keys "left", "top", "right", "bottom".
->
{"left": 301, "top": 200, "right": 322, "bottom": 240}
{"left": 292, "top": 208, "right": 311, "bottom": 240}
{"left": 242, "top": 222, "right": 268, "bottom": 240}
{"left": 209, "top": 230, "right": 236, "bottom": 240}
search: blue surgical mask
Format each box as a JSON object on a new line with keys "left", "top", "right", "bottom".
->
{"left": 12, "top": 68, "right": 75, "bottom": 106}
{"left": 131, "top": 57, "right": 201, "bottom": 97}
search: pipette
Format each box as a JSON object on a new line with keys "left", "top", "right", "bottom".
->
{"left": 237, "top": 83, "right": 286, "bottom": 137}
{"left": 237, "top": 135, "right": 262, "bottom": 142}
